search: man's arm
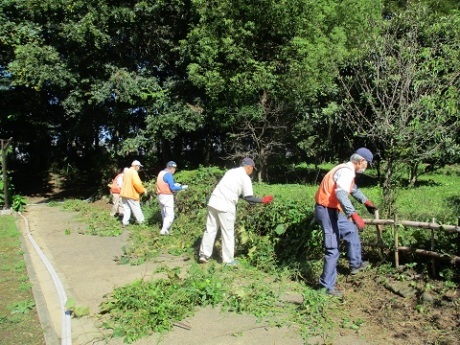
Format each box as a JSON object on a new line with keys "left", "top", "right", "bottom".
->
{"left": 336, "top": 190, "right": 356, "bottom": 217}
{"left": 243, "top": 195, "right": 273, "bottom": 204}
{"left": 132, "top": 172, "right": 146, "bottom": 194}
{"left": 350, "top": 184, "right": 367, "bottom": 204}
{"left": 243, "top": 195, "right": 262, "bottom": 204}
{"left": 351, "top": 185, "right": 378, "bottom": 214}
{"left": 163, "top": 173, "right": 182, "bottom": 191}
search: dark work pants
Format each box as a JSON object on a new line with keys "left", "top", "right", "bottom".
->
{"left": 315, "top": 204, "right": 363, "bottom": 291}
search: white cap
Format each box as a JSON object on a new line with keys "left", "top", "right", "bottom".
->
{"left": 131, "top": 160, "right": 143, "bottom": 167}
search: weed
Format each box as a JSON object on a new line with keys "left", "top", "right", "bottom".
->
{"left": 18, "top": 282, "right": 32, "bottom": 292}
{"left": 295, "top": 286, "right": 334, "bottom": 338}
{"left": 341, "top": 317, "right": 364, "bottom": 330}
{"left": 9, "top": 299, "right": 35, "bottom": 314}
{"left": 65, "top": 297, "right": 90, "bottom": 317}
{"left": 19, "top": 274, "right": 29, "bottom": 282}
{"left": 11, "top": 194, "right": 27, "bottom": 212}
{"left": 14, "top": 261, "right": 26, "bottom": 271}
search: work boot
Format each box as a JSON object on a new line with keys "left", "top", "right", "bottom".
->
{"left": 350, "top": 261, "right": 370, "bottom": 275}
{"left": 326, "top": 288, "right": 343, "bottom": 297}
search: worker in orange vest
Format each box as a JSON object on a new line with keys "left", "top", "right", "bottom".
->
{"left": 314, "top": 148, "right": 378, "bottom": 296}
{"left": 155, "top": 161, "right": 188, "bottom": 235}
{"left": 109, "top": 168, "right": 127, "bottom": 217}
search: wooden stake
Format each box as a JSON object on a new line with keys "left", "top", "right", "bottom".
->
{"left": 431, "top": 218, "right": 436, "bottom": 277}
{"left": 374, "top": 209, "right": 384, "bottom": 259}
{"left": 394, "top": 214, "right": 399, "bottom": 268}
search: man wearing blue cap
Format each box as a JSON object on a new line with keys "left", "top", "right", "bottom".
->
{"left": 155, "top": 161, "right": 188, "bottom": 235}
{"left": 198, "top": 157, "right": 274, "bottom": 265}
{"left": 314, "top": 148, "right": 378, "bottom": 296}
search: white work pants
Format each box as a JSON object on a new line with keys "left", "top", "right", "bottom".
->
{"left": 158, "top": 194, "right": 175, "bottom": 234}
{"left": 121, "top": 198, "right": 145, "bottom": 225}
{"left": 199, "top": 206, "right": 236, "bottom": 263}
{"left": 110, "top": 193, "right": 124, "bottom": 217}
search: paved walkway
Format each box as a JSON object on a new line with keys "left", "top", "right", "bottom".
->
{"left": 20, "top": 203, "right": 304, "bottom": 345}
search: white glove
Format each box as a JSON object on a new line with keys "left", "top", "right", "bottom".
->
{"left": 181, "top": 185, "right": 189, "bottom": 190}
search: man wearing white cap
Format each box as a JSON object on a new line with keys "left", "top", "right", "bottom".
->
{"left": 120, "top": 160, "right": 147, "bottom": 227}
{"left": 198, "top": 157, "right": 274, "bottom": 265}
{"left": 155, "top": 161, "right": 188, "bottom": 235}
{"left": 314, "top": 147, "right": 378, "bottom": 296}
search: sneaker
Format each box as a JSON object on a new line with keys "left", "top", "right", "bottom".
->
{"left": 121, "top": 224, "right": 128, "bottom": 229}
{"left": 198, "top": 255, "right": 208, "bottom": 264}
{"left": 350, "top": 261, "right": 370, "bottom": 275}
{"left": 326, "top": 288, "right": 343, "bottom": 297}
{"left": 160, "top": 230, "right": 169, "bottom": 236}
{"left": 224, "top": 259, "right": 239, "bottom": 266}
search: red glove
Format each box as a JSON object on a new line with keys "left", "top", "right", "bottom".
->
{"left": 364, "top": 200, "right": 378, "bottom": 215}
{"left": 351, "top": 212, "right": 365, "bottom": 231}
{"left": 262, "top": 195, "right": 273, "bottom": 204}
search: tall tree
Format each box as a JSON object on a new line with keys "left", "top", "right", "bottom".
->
{"left": 281, "top": 0, "right": 384, "bottom": 163}
{"left": 340, "top": 3, "right": 460, "bottom": 212}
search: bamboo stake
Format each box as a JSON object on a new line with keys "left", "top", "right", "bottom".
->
{"left": 364, "top": 219, "right": 460, "bottom": 233}
{"left": 374, "top": 209, "right": 384, "bottom": 259}
{"left": 431, "top": 218, "right": 436, "bottom": 277}
{"left": 398, "top": 247, "right": 460, "bottom": 264}
{"left": 457, "top": 217, "right": 460, "bottom": 256}
{"left": 394, "top": 214, "right": 399, "bottom": 268}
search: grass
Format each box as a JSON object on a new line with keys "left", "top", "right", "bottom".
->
{"left": 0, "top": 215, "right": 45, "bottom": 345}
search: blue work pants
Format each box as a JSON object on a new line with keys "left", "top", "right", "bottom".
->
{"left": 315, "top": 204, "right": 363, "bottom": 291}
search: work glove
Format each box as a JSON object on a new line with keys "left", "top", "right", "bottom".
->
{"left": 181, "top": 185, "right": 189, "bottom": 190}
{"left": 262, "top": 195, "right": 274, "bottom": 204}
{"left": 364, "top": 200, "right": 378, "bottom": 215}
{"left": 351, "top": 212, "right": 365, "bottom": 231}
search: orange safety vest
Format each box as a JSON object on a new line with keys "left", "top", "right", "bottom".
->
{"left": 110, "top": 173, "right": 123, "bottom": 194}
{"left": 156, "top": 170, "right": 173, "bottom": 195}
{"left": 314, "top": 163, "right": 354, "bottom": 212}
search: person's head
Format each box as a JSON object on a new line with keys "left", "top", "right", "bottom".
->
{"left": 166, "top": 161, "right": 177, "bottom": 173}
{"left": 131, "top": 160, "right": 143, "bottom": 171}
{"left": 241, "top": 157, "right": 256, "bottom": 175}
{"left": 351, "top": 148, "right": 373, "bottom": 174}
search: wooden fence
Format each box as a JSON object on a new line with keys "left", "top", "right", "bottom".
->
{"left": 363, "top": 211, "right": 460, "bottom": 269}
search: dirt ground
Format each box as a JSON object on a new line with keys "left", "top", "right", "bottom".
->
{"left": 19, "top": 195, "right": 460, "bottom": 345}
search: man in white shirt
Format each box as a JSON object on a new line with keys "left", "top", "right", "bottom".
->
{"left": 199, "top": 157, "right": 273, "bottom": 265}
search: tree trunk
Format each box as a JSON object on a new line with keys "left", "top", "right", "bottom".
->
{"left": 1, "top": 138, "right": 12, "bottom": 209}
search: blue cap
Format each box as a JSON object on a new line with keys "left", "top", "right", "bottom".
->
{"left": 241, "top": 157, "right": 256, "bottom": 169}
{"left": 355, "top": 148, "right": 373, "bottom": 165}
{"left": 167, "top": 161, "right": 177, "bottom": 168}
